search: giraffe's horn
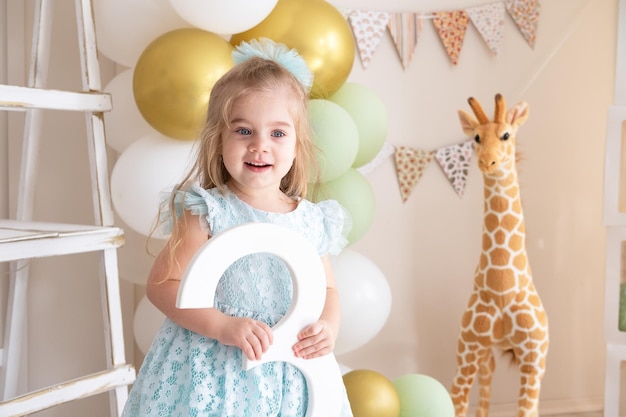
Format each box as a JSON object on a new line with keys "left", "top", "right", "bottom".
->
{"left": 494, "top": 93, "right": 506, "bottom": 123}
{"left": 468, "top": 97, "right": 489, "bottom": 124}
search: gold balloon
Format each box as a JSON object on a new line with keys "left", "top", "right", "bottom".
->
{"left": 343, "top": 370, "right": 401, "bottom": 417}
{"left": 133, "top": 29, "right": 234, "bottom": 140}
{"left": 230, "top": 0, "right": 355, "bottom": 98}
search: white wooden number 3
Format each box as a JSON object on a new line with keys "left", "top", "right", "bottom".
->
{"left": 176, "top": 222, "right": 343, "bottom": 417}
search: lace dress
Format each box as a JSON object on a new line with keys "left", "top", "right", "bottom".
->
{"left": 122, "top": 185, "right": 354, "bottom": 417}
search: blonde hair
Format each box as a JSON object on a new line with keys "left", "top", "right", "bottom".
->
{"left": 152, "top": 57, "right": 320, "bottom": 270}
{"left": 185, "top": 56, "right": 317, "bottom": 197}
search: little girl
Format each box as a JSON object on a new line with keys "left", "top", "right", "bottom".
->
{"left": 121, "top": 39, "right": 354, "bottom": 416}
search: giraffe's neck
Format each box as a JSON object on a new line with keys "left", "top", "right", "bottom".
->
{"left": 477, "top": 162, "right": 531, "bottom": 298}
{"left": 482, "top": 165, "right": 525, "bottom": 236}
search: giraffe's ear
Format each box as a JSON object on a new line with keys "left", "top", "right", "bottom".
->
{"left": 458, "top": 110, "right": 478, "bottom": 136}
{"left": 506, "top": 102, "right": 529, "bottom": 128}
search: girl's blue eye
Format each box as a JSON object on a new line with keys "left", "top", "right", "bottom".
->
{"left": 271, "top": 131, "right": 286, "bottom": 138}
{"left": 236, "top": 128, "right": 252, "bottom": 135}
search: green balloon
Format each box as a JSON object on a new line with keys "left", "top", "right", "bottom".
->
{"left": 392, "top": 374, "right": 455, "bottom": 417}
{"left": 314, "top": 169, "right": 375, "bottom": 244}
{"left": 308, "top": 99, "right": 359, "bottom": 182}
{"left": 329, "top": 82, "right": 388, "bottom": 168}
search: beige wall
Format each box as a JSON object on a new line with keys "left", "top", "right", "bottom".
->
{"left": 334, "top": 1, "right": 615, "bottom": 414}
{"left": 1, "top": 0, "right": 618, "bottom": 416}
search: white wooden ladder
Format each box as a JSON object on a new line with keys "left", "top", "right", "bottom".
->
{"left": 0, "top": 0, "right": 136, "bottom": 415}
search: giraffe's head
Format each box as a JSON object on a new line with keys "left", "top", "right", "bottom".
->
{"left": 458, "top": 94, "right": 529, "bottom": 176}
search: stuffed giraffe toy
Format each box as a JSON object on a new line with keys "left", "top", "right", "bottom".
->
{"left": 450, "top": 94, "right": 549, "bottom": 417}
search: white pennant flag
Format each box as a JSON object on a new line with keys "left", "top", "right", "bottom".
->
{"left": 347, "top": 10, "right": 391, "bottom": 68}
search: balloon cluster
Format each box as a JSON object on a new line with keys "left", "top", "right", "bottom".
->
{"left": 309, "top": 83, "right": 388, "bottom": 244}
{"left": 100, "top": 0, "right": 388, "bottom": 245}
{"left": 342, "top": 369, "right": 455, "bottom": 417}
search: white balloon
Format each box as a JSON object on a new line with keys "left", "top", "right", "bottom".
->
{"left": 331, "top": 249, "right": 392, "bottom": 355}
{"left": 104, "top": 69, "right": 155, "bottom": 154}
{"left": 169, "top": 0, "right": 278, "bottom": 35}
{"left": 110, "top": 133, "right": 196, "bottom": 237}
{"left": 94, "top": 0, "right": 190, "bottom": 67}
{"left": 133, "top": 295, "right": 166, "bottom": 355}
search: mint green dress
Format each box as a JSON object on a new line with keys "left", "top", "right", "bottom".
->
{"left": 122, "top": 185, "right": 353, "bottom": 417}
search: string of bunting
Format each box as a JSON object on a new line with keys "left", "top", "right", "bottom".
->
{"left": 343, "top": 0, "right": 540, "bottom": 68}
{"left": 350, "top": 0, "right": 540, "bottom": 202}
{"left": 357, "top": 140, "right": 476, "bottom": 203}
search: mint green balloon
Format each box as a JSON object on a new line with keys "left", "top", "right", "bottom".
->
{"left": 315, "top": 169, "right": 375, "bottom": 244}
{"left": 392, "top": 374, "right": 455, "bottom": 417}
{"left": 329, "top": 82, "right": 388, "bottom": 168}
{"left": 308, "top": 99, "right": 359, "bottom": 182}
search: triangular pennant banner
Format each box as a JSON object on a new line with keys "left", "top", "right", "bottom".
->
{"left": 394, "top": 146, "right": 434, "bottom": 203}
{"left": 347, "top": 10, "right": 391, "bottom": 68}
{"left": 505, "top": 0, "right": 540, "bottom": 48}
{"left": 432, "top": 10, "right": 469, "bottom": 65}
{"left": 387, "top": 12, "right": 420, "bottom": 70}
{"left": 358, "top": 141, "right": 395, "bottom": 176}
{"left": 435, "top": 140, "right": 474, "bottom": 198}
{"left": 466, "top": 2, "right": 506, "bottom": 55}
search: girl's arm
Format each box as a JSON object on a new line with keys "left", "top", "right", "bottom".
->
{"left": 146, "top": 209, "right": 273, "bottom": 360}
{"left": 292, "top": 254, "right": 341, "bottom": 359}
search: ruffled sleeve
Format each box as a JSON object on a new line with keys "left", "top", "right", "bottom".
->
{"left": 158, "top": 184, "right": 221, "bottom": 236}
{"left": 316, "top": 200, "right": 353, "bottom": 256}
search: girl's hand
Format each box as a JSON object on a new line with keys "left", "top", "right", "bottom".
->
{"left": 292, "top": 320, "right": 335, "bottom": 359}
{"left": 217, "top": 316, "right": 273, "bottom": 361}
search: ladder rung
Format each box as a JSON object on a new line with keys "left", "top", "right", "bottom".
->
{"left": 0, "top": 85, "right": 111, "bottom": 112}
{"left": 0, "top": 220, "right": 125, "bottom": 262}
{"left": 0, "top": 365, "right": 136, "bottom": 417}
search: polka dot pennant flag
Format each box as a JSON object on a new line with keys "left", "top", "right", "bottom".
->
{"left": 435, "top": 140, "right": 474, "bottom": 198}
{"left": 387, "top": 13, "right": 421, "bottom": 70}
{"left": 432, "top": 10, "right": 469, "bottom": 65}
{"left": 394, "top": 146, "right": 434, "bottom": 203}
{"left": 347, "top": 10, "right": 391, "bottom": 69}
{"left": 505, "top": 0, "right": 540, "bottom": 48}
{"left": 467, "top": 2, "right": 506, "bottom": 55}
